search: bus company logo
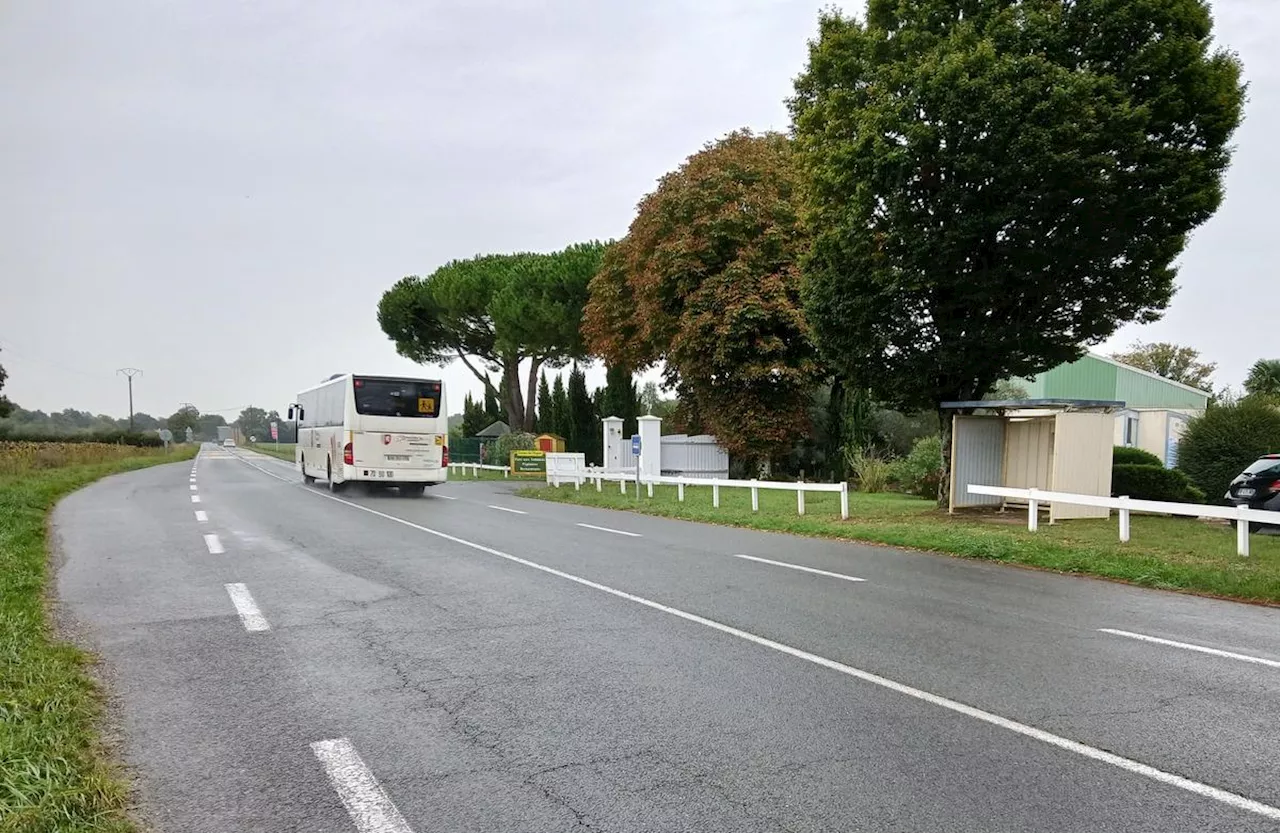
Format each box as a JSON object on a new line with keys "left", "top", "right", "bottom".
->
{"left": 382, "top": 434, "right": 392, "bottom": 445}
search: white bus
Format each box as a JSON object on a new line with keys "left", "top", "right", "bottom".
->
{"left": 291, "top": 374, "right": 448, "bottom": 495}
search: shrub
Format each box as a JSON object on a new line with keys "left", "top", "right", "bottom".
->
{"left": 492, "top": 431, "right": 536, "bottom": 466}
{"left": 846, "top": 446, "right": 891, "bottom": 493}
{"left": 1112, "top": 463, "right": 1206, "bottom": 504}
{"left": 890, "top": 435, "right": 944, "bottom": 499}
{"left": 1177, "top": 398, "right": 1280, "bottom": 503}
{"left": 1112, "top": 446, "right": 1163, "bottom": 467}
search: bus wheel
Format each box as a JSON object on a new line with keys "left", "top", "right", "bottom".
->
{"left": 327, "top": 459, "right": 344, "bottom": 493}
{"left": 401, "top": 484, "right": 426, "bottom": 497}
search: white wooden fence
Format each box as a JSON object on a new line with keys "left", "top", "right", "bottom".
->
{"left": 549, "top": 466, "right": 849, "bottom": 520}
{"left": 448, "top": 462, "right": 510, "bottom": 478}
{"left": 967, "top": 484, "right": 1280, "bottom": 557}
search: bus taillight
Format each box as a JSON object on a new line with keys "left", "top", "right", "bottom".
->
{"left": 442, "top": 444, "right": 449, "bottom": 466}
{"left": 343, "top": 442, "right": 353, "bottom": 465}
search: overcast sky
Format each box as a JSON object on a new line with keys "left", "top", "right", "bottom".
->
{"left": 1, "top": 1, "right": 1274, "bottom": 420}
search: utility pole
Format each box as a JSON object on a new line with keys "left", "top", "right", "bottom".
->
{"left": 116, "top": 368, "right": 142, "bottom": 432}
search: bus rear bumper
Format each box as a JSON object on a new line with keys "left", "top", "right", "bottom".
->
{"left": 344, "top": 465, "right": 447, "bottom": 484}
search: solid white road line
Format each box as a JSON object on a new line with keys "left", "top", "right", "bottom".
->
{"left": 223, "top": 583, "right": 270, "bottom": 632}
{"left": 1099, "top": 628, "right": 1280, "bottom": 670}
{"left": 488, "top": 504, "right": 527, "bottom": 515}
{"left": 732, "top": 553, "right": 866, "bottom": 583}
{"left": 576, "top": 522, "right": 641, "bottom": 537}
{"left": 203, "top": 533, "right": 224, "bottom": 554}
{"left": 234, "top": 455, "right": 1280, "bottom": 822}
{"left": 311, "top": 738, "right": 414, "bottom": 833}
{"left": 194, "top": 510, "right": 208, "bottom": 522}
{"left": 191, "top": 495, "right": 201, "bottom": 503}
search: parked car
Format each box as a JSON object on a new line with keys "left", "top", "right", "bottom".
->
{"left": 223, "top": 438, "right": 236, "bottom": 448}
{"left": 1225, "top": 454, "right": 1280, "bottom": 529}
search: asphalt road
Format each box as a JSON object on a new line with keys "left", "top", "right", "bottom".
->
{"left": 53, "top": 445, "right": 1280, "bottom": 832}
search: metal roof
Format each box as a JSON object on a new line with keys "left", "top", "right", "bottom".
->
{"left": 939, "top": 398, "right": 1126, "bottom": 411}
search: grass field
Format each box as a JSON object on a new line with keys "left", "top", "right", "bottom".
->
{"left": 247, "top": 442, "right": 295, "bottom": 462}
{"left": 525, "top": 480, "right": 1280, "bottom": 605}
{"left": 0, "top": 443, "right": 197, "bottom": 833}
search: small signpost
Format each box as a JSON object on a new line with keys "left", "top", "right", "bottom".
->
{"left": 158, "top": 428, "right": 173, "bottom": 451}
{"left": 270, "top": 421, "right": 279, "bottom": 444}
{"left": 631, "top": 434, "right": 642, "bottom": 498}
{"left": 510, "top": 449, "right": 547, "bottom": 477}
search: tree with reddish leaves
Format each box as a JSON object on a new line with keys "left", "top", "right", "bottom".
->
{"left": 583, "top": 131, "right": 822, "bottom": 470}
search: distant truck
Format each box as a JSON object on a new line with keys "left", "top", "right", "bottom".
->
{"left": 217, "top": 426, "right": 234, "bottom": 443}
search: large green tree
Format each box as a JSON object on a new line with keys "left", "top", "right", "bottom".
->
{"left": 536, "top": 372, "right": 552, "bottom": 433}
{"left": 791, "top": 0, "right": 1244, "bottom": 503}
{"left": 167, "top": 405, "right": 200, "bottom": 438}
{"left": 378, "top": 242, "right": 606, "bottom": 432}
{"left": 583, "top": 131, "right": 821, "bottom": 466}
{"left": 595, "top": 365, "right": 639, "bottom": 438}
{"left": 550, "top": 374, "right": 570, "bottom": 440}
{"left": 235, "top": 406, "right": 271, "bottom": 441}
{"left": 1110, "top": 342, "right": 1216, "bottom": 391}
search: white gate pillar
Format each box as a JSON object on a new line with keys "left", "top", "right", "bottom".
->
{"left": 602, "top": 416, "right": 624, "bottom": 471}
{"left": 638, "top": 415, "right": 662, "bottom": 479}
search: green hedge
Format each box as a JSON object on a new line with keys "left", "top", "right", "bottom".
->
{"left": 0, "top": 425, "right": 164, "bottom": 447}
{"left": 1112, "top": 446, "right": 1163, "bottom": 467}
{"left": 1112, "top": 463, "right": 1205, "bottom": 504}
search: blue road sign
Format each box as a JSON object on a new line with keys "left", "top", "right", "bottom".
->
{"left": 631, "top": 434, "right": 642, "bottom": 455}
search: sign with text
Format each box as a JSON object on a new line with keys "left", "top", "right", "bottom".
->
{"left": 631, "top": 434, "right": 641, "bottom": 455}
{"left": 510, "top": 449, "right": 547, "bottom": 476}
{"left": 270, "top": 422, "right": 279, "bottom": 441}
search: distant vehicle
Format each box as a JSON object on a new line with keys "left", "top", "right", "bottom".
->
{"left": 292, "top": 374, "right": 448, "bottom": 496}
{"left": 223, "top": 438, "right": 236, "bottom": 448}
{"left": 1226, "top": 454, "right": 1280, "bottom": 530}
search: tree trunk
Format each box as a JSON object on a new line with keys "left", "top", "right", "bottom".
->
{"left": 502, "top": 359, "right": 526, "bottom": 432}
{"left": 524, "top": 356, "right": 543, "bottom": 433}
{"left": 936, "top": 407, "right": 953, "bottom": 511}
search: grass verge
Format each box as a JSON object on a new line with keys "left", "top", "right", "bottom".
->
{"left": 523, "top": 481, "right": 1280, "bottom": 605}
{"left": 0, "top": 447, "right": 197, "bottom": 833}
{"left": 246, "top": 442, "right": 295, "bottom": 462}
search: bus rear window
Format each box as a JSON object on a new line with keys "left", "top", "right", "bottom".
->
{"left": 353, "top": 377, "right": 441, "bottom": 418}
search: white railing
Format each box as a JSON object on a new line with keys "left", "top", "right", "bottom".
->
{"left": 967, "top": 484, "right": 1280, "bottom": 557}
{"left": 550, "top": 467, "right": 849, "bottom": 520}
{"left": 447, "top": 462, "right": 510, "bottom": 478}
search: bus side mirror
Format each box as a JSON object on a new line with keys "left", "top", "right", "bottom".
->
{"left": 287, "top": 407, "right": 294, "bottom": 420}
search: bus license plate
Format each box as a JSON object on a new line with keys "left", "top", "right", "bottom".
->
{"left": 386, "top": 454, "right": 410, "bottom": 461}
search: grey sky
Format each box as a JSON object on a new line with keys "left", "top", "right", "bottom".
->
{"left": 0, "top": 1, "right": 1274, "bottom": 420}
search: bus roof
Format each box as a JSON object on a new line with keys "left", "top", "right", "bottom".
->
{"left": 294, "top": 373, "right": 442, "bottom": 397}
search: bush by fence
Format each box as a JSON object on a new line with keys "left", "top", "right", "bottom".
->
{"left": 1111, "top": 463, "right": 1205, "bottom": 504}
{"left": 1177, "top": 398, "right": 1280, "bottom": 503}
{"left": 1112, "top": 446, "right": 1164, "bottom": 467}
{"left": 491, "top": 432, "right": 536, "bottom": 465}
{"left": 890, "top": 435, "right": 944, "bottom": 499}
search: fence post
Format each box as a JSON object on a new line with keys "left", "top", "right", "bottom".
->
{"left": 677, "top": 480, "right": 684, "bottom": 502}
{"left": 596, "top": 475, "right": 602, "bottom": 493}
{"left": 797, "top": 486, "right": 805, "bottom": 516}
{"left": 1117, "top": 496, "right": 1131, "bottom": 543}
{"left": 647, "top": 481, "right": 654, "bottom": 498}
{"left": 751, "top": 480, "right": 759, "bottom": 513}
{"left": 840, "top": 481, "right": 849, "bottom": 520}
{"left": 620, "top": 478, "right": 626, "bottom": 495}
{"left": 503, "top": 467, "right": 509, "bottom": 479}
{"left": 1238, "top": 506, "right": 1250, "bottom": 557}
{"left": 1027, "top": 488, "right": 1040, "bottom": 533}
{"left": 574, "top": 474, "right": 580, "bottom": 491}
{"left": 713, "top": 480, "right": 720, "bottom": 508}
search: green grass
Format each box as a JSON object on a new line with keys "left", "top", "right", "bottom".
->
{"left": 0, "top": 447, "right": 197, "bottom": 833}
{"left": 523, "top": 481, "right": 1280, "bottom": 605}
{"left": 246, "top": 442, "right": 295, "bottom": 462}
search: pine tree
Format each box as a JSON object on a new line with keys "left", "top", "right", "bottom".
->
{"left": 536, "top": 372, "right": 552, "bottom": 434}
{"left": 551, "top": 374, "right": 570, "bottom": 440}
{"left": 567, "top": 364, "right": 594, "bottom": 455}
